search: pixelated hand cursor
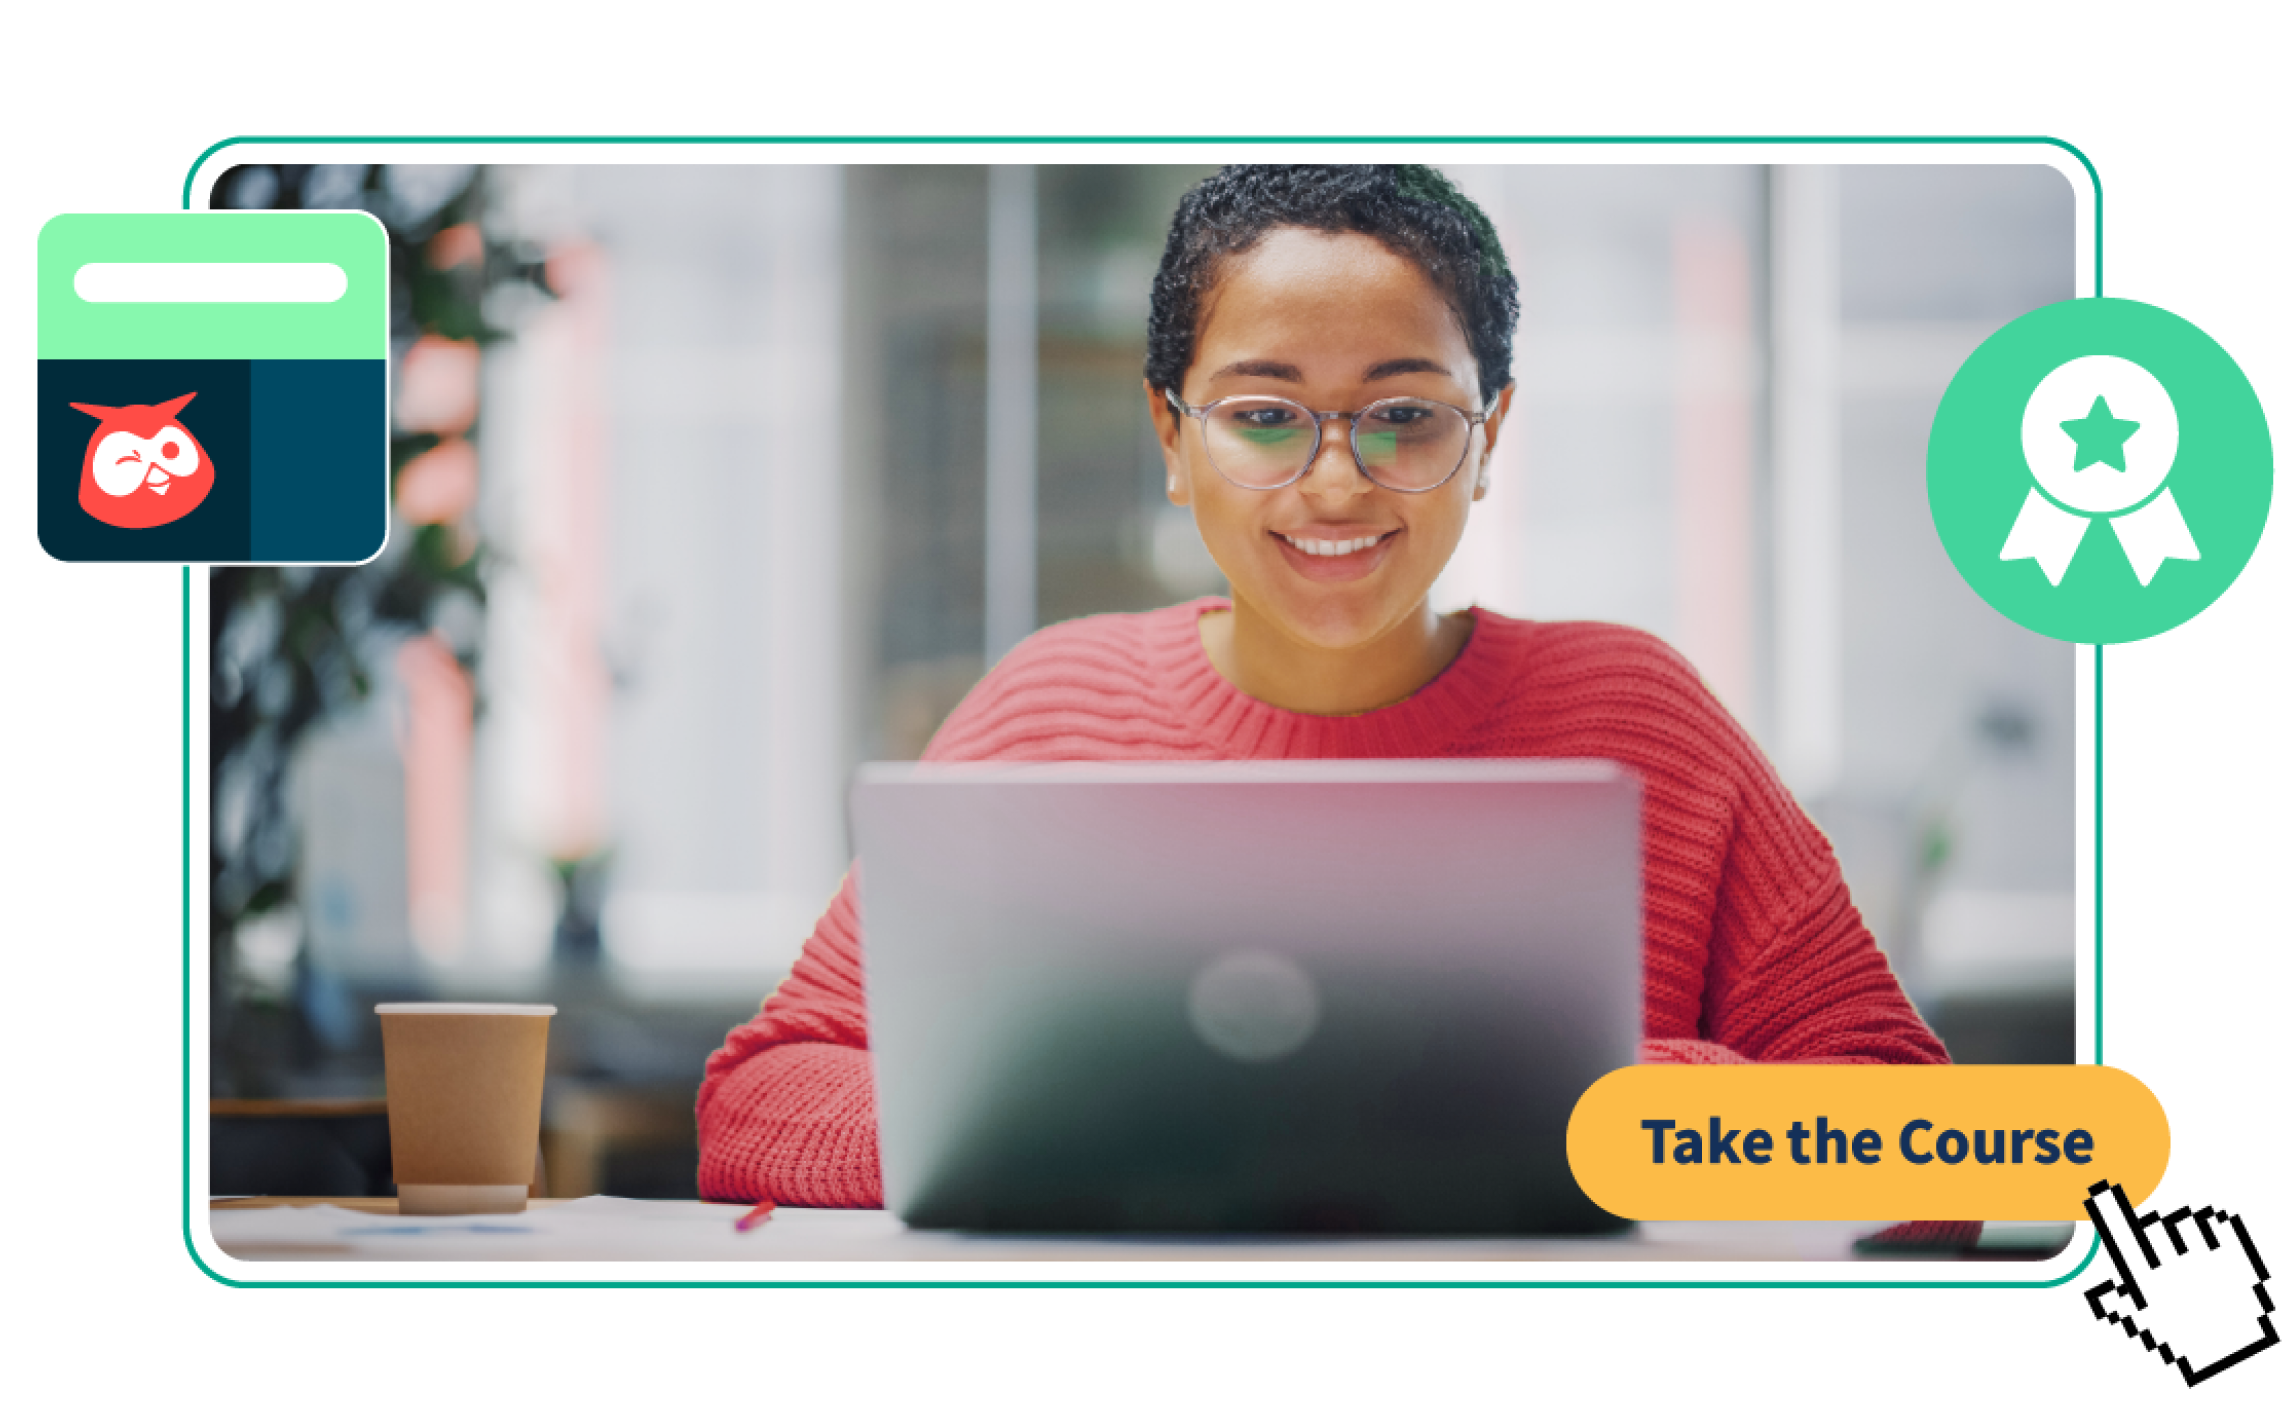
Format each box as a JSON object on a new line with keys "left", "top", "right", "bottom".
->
{"left": 2084, "top": 1179, "right": 2279, "bottom": 1386}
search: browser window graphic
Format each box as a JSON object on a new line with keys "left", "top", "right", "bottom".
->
{"left": 37, "top": 212, "right": 389, "bottom": 564}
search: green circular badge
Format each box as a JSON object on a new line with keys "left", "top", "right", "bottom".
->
{"left": 1927, "top": 298, "right": 2272, "bottom": 643}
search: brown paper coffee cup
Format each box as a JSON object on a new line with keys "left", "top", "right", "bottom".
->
{"left": 376, "top": 1004, "right": 555, "bottom": 1215}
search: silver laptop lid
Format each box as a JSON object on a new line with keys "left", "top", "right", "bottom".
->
{"left": 853, "top": 759, "right": 1641, "bottom": 1233}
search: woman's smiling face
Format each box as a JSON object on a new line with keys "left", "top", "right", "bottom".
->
{"left": 1153, "top": 226, "right": 1509, "bottom": 654}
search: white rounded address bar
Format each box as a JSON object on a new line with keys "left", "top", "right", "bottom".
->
{"left": 74, "top": 262, "right": 348, "bottom": 303}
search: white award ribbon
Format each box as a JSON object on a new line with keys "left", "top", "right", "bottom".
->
{"left": 2001, "top": 354, "right": 2199, "bottom": 588}
{"left": 2001, "top": 483, "right": 2199, "bottom": 587}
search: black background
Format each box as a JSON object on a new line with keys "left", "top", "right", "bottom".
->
{"left": 38, "top": 359, "right": 253, "bottom": 562}
{"left": 31, "top": 136, "right": 2265, "bottom": 1389}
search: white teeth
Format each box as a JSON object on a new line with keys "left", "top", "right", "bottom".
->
{"left": 1282, "top": 533, "right": 1381, "bottom": 557}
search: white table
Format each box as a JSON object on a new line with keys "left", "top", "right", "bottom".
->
{"left": 208, "top": 1197, "right": 2065, "bottom": 1265}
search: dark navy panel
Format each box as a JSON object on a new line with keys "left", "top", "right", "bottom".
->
{"left": 37, "top": 359, "right": 253, "bottom": 563}
{"left": 250, "top": 360, "right": 389, "bottom": 563}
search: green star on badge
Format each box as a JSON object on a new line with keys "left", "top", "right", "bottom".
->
{"left": 2061, "top": 395, "right": 2140, "bottom": 473}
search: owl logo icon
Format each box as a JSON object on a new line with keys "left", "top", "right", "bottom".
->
{"left": 71, "top": 392, "right": 214, "bottom": 529}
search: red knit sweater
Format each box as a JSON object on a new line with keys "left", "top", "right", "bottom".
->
{"left": 697, "top": 600, "right": 1950, "bottom": 1209}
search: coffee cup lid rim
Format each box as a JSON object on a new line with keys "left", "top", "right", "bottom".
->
{"left": 374, "top": 1002, "right": 558, "bottom": 1016}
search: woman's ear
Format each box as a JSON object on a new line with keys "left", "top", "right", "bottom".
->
{"left": 1148, "top": 382, "right": 1193, "bottom": 507}
{"left": 1474, "top": 383, "right": 1517, "bottom": 501}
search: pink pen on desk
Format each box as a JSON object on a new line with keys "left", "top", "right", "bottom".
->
{"left": 735, "top": 1200, "right": 776, "bottom": 1233}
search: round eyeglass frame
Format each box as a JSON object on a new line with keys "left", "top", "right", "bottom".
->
{"left": 1164, "top": 390, "right": 1492, "bottom": 493}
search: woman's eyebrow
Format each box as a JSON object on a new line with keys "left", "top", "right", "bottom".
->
{"left": 1208, "top": 358, "right": 1305, "bottom": 383}
{"left": 1364, "top": 358, "right": 1453, "bottom": 381}
{"left": 1207, "top": 357, "right": 1456, "bottom": 383}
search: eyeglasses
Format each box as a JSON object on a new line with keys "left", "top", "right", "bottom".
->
{"left": 1164, "top": 391, "right": 1491, "bottom": 493}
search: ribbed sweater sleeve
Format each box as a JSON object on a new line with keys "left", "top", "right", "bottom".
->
{"left": 1615, "top": 637, "right": 1946, "bottom": 1068}
{"left": 695, "top": 875, "right": 883, "bottom": 1206}
{"left": 1662, "top": 857, "right": 1951, "bottom": 1065}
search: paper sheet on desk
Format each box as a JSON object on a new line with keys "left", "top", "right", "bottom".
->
{"left": 209, "top": 1196, "right": 777, "bottom": 1261}
{"left": 212, "top": 1206, "right": 721, "bottom": 1242}
{"left": 216, "top": 1205, "right": 540, "bottom": 1241}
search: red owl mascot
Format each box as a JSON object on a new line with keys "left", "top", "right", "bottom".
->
{"left": 72, "top": 392, "right": 213, "bottom": 529}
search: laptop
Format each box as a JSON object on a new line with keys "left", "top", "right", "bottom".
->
{"left": 851, "top": 759, "right": 1640, "bottom": 1234}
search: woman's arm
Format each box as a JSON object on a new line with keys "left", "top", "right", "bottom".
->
{"left": 1644, "top": 814, "right": 1949, "bottom": 1067}
{"left": 695, "top": 875, "right": 885, "bottom": 1206}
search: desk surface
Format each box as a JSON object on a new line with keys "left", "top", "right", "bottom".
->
{"left": 206, "top": 1197, "right": 2066, "bottom": 1265}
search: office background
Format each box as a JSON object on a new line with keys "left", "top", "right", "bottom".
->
{"left": 205, "top": 161, "right": 2075, "bottom": 1198}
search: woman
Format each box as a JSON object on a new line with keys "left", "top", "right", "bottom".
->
{"left": 697, "top": 165, "right": 1950, "bottom": 1210}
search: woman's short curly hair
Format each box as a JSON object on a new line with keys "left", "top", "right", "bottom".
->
{"left": 1145, "top": 164, "right": 1520, "bottom": 409}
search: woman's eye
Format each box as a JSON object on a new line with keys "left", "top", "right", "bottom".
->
{"left": 1231, "top": 407, "right": 1298, "bottom": 428}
